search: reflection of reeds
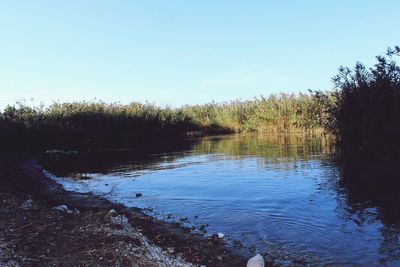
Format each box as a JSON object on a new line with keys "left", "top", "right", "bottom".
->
{"left": 193, "top": 133, "right": 336, "bottom": 162}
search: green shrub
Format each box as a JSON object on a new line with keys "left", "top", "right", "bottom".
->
{"left": 330, "top": 46, "right": 400, "bottom": 157}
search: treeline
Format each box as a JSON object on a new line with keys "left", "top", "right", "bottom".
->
{"left": 0, "top": 94, "right": 332, "bottom": 151}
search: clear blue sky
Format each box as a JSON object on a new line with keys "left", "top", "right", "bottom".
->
{"left": 0, "top": 1, "right": 399, "bottom": 109}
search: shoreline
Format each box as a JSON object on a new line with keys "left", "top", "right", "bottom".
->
{"left": 0, "top": 158, "right": 248, "bottom": 266}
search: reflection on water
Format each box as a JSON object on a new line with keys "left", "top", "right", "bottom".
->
{"left": 41, "top": 133, "right": 400, "bottom": 265}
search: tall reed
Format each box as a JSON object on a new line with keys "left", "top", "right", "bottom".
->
{"left": 0, "top": 93, "right": 330, "bottom": 151}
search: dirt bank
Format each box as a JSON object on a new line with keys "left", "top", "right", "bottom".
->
{"left": 0, "top": 158, "right": 249, "bottom": 267}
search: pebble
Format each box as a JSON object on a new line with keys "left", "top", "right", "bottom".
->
{"left": 52, "top": 205, "right": 68, "bottom": 212}
{"left": 247, "top": 254, "right": 265, "bottom": 267}
{"left": 108, "top": 208, "right": 118, "bottom": 216}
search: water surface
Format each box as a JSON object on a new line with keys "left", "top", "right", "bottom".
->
{"left": 42, "top": 134, "right": 400, "bottom": 266}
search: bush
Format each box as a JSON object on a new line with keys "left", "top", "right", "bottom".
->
{"left": 331, "top": 46, "right": 400, "bottom": 157}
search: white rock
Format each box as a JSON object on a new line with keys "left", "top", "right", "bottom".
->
{"left": 108, "top": 208, "right": 118, "bottom": 216}
{"left": 217, "top": 232, "right": 225, "bottom": 239}
{"left": 247, "top": 254, "right": 265, "bottom": 267}
{"left": 52, "top": 205, "right": 68, "bottom": 212}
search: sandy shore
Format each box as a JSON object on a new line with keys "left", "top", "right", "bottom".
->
{"left": 0, "top": 158, "right": 248, "bottom": 267}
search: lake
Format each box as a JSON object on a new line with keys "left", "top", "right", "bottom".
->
{"left": 41, "top": 133, "right": 400, "bottom": 266}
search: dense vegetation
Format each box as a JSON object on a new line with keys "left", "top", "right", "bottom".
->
{"left": 328, "top": 46, "right": 400, "bottom": 158}
{"left": 1, "top": 46, "right": 399, "bottom": 157}
{"left": 180, "top": 93, "right": 333, "bottom": 132}
{"left": 0, "top": 94, "right": 329, "bottom": 151}
{"left": 0, "top": 102, "right": 197, "bottom": 150}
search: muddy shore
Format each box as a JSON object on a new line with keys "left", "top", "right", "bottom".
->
{"left": 0, "top": 158, "right": 250, "bottom": 267}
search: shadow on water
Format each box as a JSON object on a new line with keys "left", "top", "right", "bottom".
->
{"left": 332, "top": 160, "right": 400, "bottom": 264}
{"left": 40, "top": 139, "right": 198, "bottom": 177}
{"left": 41, "top": 133, "right": 400, "bottom": 265}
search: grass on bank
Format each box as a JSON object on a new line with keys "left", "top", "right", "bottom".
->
{"left": 0, "top": 93, "right": 330, "bottom": 151}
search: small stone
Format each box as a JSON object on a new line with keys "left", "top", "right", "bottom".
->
{"left": 247, "top": 254, "right": 265, "bottom": 267}
{"left": 108, "top": 208, "right": 118, "bottom": 216}
{"left": 52, "top": 205, "right": 68, "bottom": 212}
{"left": 135, "top": 192, "right": 143, "bottom": 198}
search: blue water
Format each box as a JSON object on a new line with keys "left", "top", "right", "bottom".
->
{"left": 42, "top": 134, "right": 400, "bottom": 266}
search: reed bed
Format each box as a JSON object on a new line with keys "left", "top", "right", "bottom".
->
{"left": 0, "top": 94, "right": 330, "bottom": 151}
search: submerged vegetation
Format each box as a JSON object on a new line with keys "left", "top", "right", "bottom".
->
{"left": 1, "top": 46, "right": 399, "bottom": 157}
